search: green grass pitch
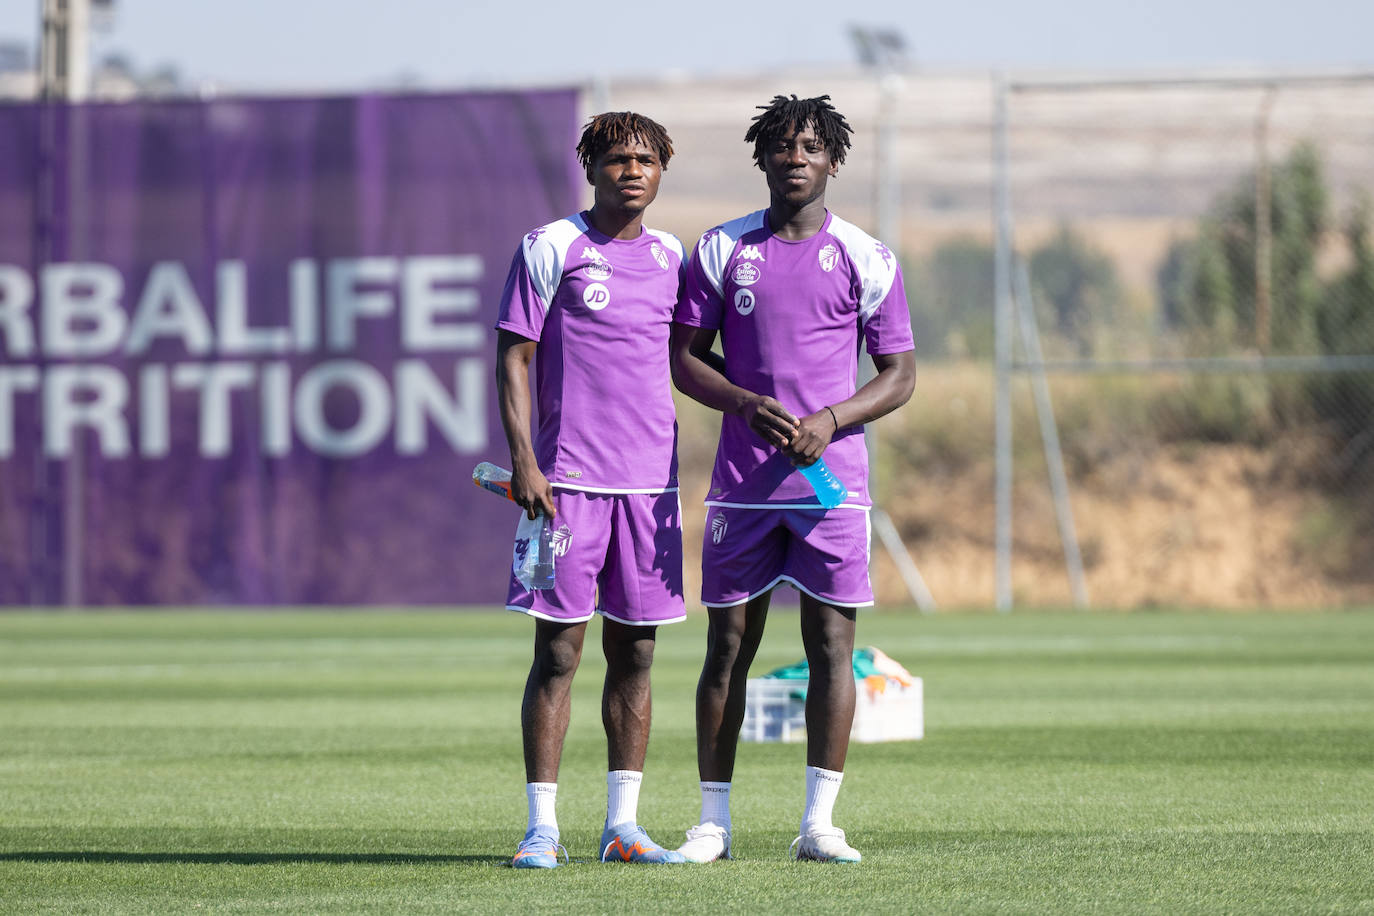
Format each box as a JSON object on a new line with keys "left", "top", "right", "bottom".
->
{"left": 1, "top": 607, "right": 1372, "bottom": 913}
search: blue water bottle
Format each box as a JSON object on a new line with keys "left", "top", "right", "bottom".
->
{"left": 798, "top": 457, "right": 848, "bottom": 509}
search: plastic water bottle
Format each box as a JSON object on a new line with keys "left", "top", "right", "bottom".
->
{"left": 472, "top": 461, "right": 515, "bottom": 501}
{"left": 515, "top": 512, "right": 557, "bottom": 590}
{"left": 798, "top": 457, "right": 848, "bottom": 509}
{"left": 474, "top": 462, "right": 556, "bottom": 589}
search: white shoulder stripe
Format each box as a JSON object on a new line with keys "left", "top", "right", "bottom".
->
{"left": 520, "top": 214, "right": 587, "bottom": 305}
{"left": 693, "top": 210, "right": 766, "bottom": 299}
{"left": 826, "top": 213, "right": 898, "bottom": 323}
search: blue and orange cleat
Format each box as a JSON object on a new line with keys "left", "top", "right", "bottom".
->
{"left": 599, "top": 822, "right": 686, "bottom": 864}
{"left": 512, "top": 828, "right": 567, "bottom": 869}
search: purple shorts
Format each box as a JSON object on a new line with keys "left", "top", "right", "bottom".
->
{"left": 699, "top": 505, "right": 873, "bottom": 608}
{"left": 506, "top": 489, "right": 686, "bottom": 626}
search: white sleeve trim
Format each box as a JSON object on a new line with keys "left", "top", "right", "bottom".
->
{"left": 693, "top": 210, "right": 766, "bottom": 299}
{"left": 520, "top": 215, "right": 585, "bottom": 305}
{"left": 827, "top": 213, "right": 898, "bottom": 324}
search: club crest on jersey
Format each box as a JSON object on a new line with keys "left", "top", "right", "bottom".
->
{"left": 732, "top": 262, "right": 761, "bottom": 287}
{"left": 739, "top": 244, "right": 765, "bottom": 262}
{"left": 582, "top": 246, "right": 614, "bottom": 280}
{"left": 734, "top": 289, "right": 756, "bottom": 316}
{"left": 818, "top": 243, "right": 839, "bottom": 273}
{"left": 584, "top": 282, "right": 610, "bottom": 310}
{"left": 710, "top": 513, "right": 728, "bottom": 545}
{"left": 551, "top": 525, "right": 572, "bottom": 557}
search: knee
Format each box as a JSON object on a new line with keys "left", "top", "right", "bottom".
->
{"left": 534, "top": 638, "right": 581, "bottom": 683}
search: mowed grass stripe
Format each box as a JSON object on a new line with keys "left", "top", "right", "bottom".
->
{"left": 1, "top": 608, "right": 1371, "bottom": 913}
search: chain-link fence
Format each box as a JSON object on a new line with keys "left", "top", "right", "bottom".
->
{"left": 994, "top": 74, "right": 1374, "bottom": 609}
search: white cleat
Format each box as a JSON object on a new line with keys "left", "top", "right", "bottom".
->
{"left": 789, "top": 827, "right": 861, "bottom": 863}
{"left": 677, "top": 823, "right": 732, "bottom": 863}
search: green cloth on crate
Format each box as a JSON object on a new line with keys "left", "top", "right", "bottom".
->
{"left": 762, "top": 648, "right": 885, "bottom": 681}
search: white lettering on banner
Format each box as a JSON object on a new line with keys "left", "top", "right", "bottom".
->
{"left": 139, "top": 365, "right": 170, "bottom": 458}
{"left": 173, "top": 362, "right": 257, "bottom": 458}
{"left": 126, "top": 261, "right": 214, "bottom": 356}
{"left": 402, "top": 256, "right": 484, "bottom": 351}
{"left": 217, "top": 261, "right": 293, "bottom": 354}
{"left": 0, "top": 265, "right": 36, "bottom": 356}
{"left": 0, "top": 256, "right": 492, "bottom": 460}
{"left": 44, "top": 365, "right": 130, "bottom": 458}
{"left": 43, "top": 263, "right": 126, "bottom": 356}
{"left": 0, "top": 367, "right": 40, "bottom": 456}
{"left": 295, "top": 360, "right": 393, "bottom": 455}
{"left": 327, "top": 258, "right": 398, "bottom": 352}
{"left": 290, "top": 258, "right": 321, "bottom": 351}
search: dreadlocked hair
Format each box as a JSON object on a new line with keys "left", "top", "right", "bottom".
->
{"left": 744, "top": 94, "right": 853, "bottom": 169}
{"left": 576, "top": 111, "right": 673, "bottom": 171}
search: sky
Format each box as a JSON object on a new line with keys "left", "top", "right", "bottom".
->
{"left": 1, "top": 0, "right": 1372, "bottom": 93}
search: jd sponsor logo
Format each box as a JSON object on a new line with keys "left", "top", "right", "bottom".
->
{"left": 732, "top": 262, "right": 760, "bottom": 287}
{"left": 584, "top": 282, "right": 611, "bottom": 310}
{"left": 734, "top": 289, "right": 756, "bottom": 316}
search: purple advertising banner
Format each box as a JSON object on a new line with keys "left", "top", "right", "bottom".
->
{"left": 0, "top": 90, "right": 583, "bottom": 606}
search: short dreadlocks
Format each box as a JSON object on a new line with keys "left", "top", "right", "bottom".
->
{"left": 744, "top": 94, "right": 853, "bottom": 170}
{"left": 576, "top": 111, "right": 674, "bottom": 173}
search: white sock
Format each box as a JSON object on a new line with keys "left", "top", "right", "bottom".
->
{"left": 700, "top": 781, "right": 732, "bottom": 830}
{"left": 526, "top": 782, "right": 558, "bottom": 836}
{"left": 801, "top": 765, "right": 844, "bottom": 834}
{"left": 605, "top": 769, "right": 643, "bottom": 829}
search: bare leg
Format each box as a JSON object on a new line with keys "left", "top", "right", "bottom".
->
{"left": 521, "top": 618, "right": 587, "bottom": 783}
{"left": 799, "top": 596, "right": 857, "bottom": 771}
{"left": 602, "top": 618, "right": 659, "bottom": 771}
{"left": 695, "top": 593, "right": 772, "bottom": 781}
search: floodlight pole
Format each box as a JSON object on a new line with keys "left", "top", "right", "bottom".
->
{"left": 38, "top": 0, "right": 92, "bottom": 607}
{"left": 993, "top": 75, "right": 1014, "bottom": 612}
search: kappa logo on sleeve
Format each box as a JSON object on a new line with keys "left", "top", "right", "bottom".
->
{"left": 526, "top": 228, "right": 547, "bottom": 243}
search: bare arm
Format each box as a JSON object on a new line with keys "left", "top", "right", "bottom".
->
{"left": 784, "top": 349, "right": 917, "bottom": 465}
{"left": 495, "top": 329, "right": 556, "bottom": 520}
{"left": 669, "top": 322, "right": 798, "bottom": 450}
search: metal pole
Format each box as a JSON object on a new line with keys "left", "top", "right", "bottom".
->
{"left": 1013, "top": 259, "right": 1089, "bottom": 608}
{"left": 993, "top": 74, "right": 1014, "bottom": 612}
{"left": 1254, "top": 85, "right": 1277, "bottom": 355}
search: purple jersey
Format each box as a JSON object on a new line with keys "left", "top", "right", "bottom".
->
{"left": 497, "top": 211, "right": 684, "bottom": 493}
{"left": 676, "top": 209, "right": 914, "bottom": 507}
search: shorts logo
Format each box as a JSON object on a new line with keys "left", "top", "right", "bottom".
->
{"left": 651, "top": 241, "right": 670, "bottom": 270}
{"left": 583, "top": 247, "right": 614, "bottom": 280}
{"left": 739, "top": 244, "right": 765, "bottom": 262}
{"left": 551, "top": 525, "right": 572, "bottom": 558}
{"left": 710, "top": 513, "right": 728, "bottom": 544}
{"left": 584, "top": 282, "right": 610, "bottom": 310}
{"left": 734, "top": 289, "right": 755, "bottom": 316}
{"left": 818, "top": 243, "right": 839, "bottom": 273}
{"left": 732, "top": 262, "right": 760, "bottom": 287}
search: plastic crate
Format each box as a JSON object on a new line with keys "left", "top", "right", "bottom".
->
{"left": 741, "top": 676, "right": 923, "bottom": 744}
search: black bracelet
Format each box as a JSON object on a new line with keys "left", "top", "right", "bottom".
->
{"left": 825, "top": 405, "right": 839, "bottom": 431}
